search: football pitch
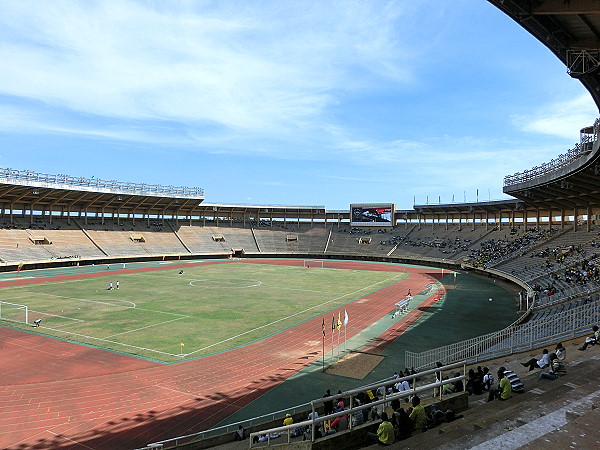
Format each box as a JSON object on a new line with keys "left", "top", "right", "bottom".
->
{"left": 0, "top": 262, "right": 407, "bottom": 362}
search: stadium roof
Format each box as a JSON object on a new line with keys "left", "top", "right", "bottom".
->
{"left": 489, "top": 0, "right": 600, "bottom": 111}
{"left": 491, "top": 1, "right": 600, "bottom": 210}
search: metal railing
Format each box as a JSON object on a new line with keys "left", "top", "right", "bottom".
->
{"left": 0, "top": 167, "right": 204, "bottom": 197}
{"left": 405, "top": 300, "right": 600, "bottom": 370}
{"left": 503, "top": 119, "right": 599, "bottom": 187}
{"left": 138, "top": 362, "right": 466, "bottom": 450}
{"left": 248, "top": 361, "right": 466, "bottom": 447}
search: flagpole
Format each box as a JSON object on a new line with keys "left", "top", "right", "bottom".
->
{"left": 331, "top": 315, "right": 335, "bottom": 362}
{"left": 322, "top": 318, "right": 325, "bottom": 372}
{"left": 343, "top": 310, "right": 348, "bottom": 356}
{"left": 336, "top": 312, "right": 341, "bottom": 360}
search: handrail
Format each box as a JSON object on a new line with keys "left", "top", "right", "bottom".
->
{"left": 405, "top": 299, "right": 599, "bottom": 370}
{"left": 503, "top": 118, "right": 599, "bottom": 187}
{"left": 0, "top": 167, "right": 204, "bottom": 197}
{"left": 139, "top": 362, "right": 466, "bottom": 449}
{"left": 248, "top": 361, "right": 466, "bottom": 447}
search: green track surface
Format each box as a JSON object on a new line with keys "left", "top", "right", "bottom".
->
{"left": 0, "top": 262, "right": 406, "bottom": 362}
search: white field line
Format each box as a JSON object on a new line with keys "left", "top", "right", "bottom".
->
{"left": 188, "top": 279, "right": 262, "bottom": 289}
{"left": 45, "top": 293, "right": 137, "bottom": 309}
{"left": 0, "top": 294, "right": 36, "bottom": 302}
{"left": 184, "top": 273, "right": 403, "bottom": 357}
{"left": 29, "top": 310, "right": 85, "bottom": 328}
{"left": 255, "top": 285, "right": 334, "bottom": 294}
{"left": 104, "top": 316, "right": 188, "bottom": 339}
{"left": 35, "top": 310, "right": 84, "bottom": 321}
{"left": 44, "top": 293, "right": 188, "bottom": 317}
{"left": 33, "top": 325, "right": 181, "bottom": 357}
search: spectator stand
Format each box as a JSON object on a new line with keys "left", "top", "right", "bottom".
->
{"left": 247, "top": 361, "right": 467, "bottom": 447}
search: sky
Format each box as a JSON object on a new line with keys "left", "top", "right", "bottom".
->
{"left": 0, "top": 0, "right": 598, "bottom": 211}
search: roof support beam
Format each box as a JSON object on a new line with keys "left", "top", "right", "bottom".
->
{"left": 531, "top": 0, "right": 600, "bottom": 15}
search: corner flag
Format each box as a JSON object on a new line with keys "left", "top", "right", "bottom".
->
{"left": 337, "top": 312, "right": 342, "bottom": 330}
{"left": 344, "top": 310, "right": 348, "bottom": 326}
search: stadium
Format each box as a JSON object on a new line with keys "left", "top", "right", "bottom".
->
{"left": 2, "top": 1, "right": 600, "bottom": 449}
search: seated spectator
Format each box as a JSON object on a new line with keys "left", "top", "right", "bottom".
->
{"left": 521, "top": 348, "right": 550, "bottom": 371}
{"left": 408, "top": 395, "right": 428, "bottom": 432}
{"left": 350, "top": 399, "right": 364, "bottom": 427}
{"left": 367, "top": 412, "right": 395, "bottom": 446}
{"left": 442, "top": 376, "right": 454, "bottom": 395}
{"left": 282, "top": 413, "right": 293, "bottom": 426}
{"left": 466, "top": 369, "right": 482, "bottom": 395}
{"left": 578, "top": 325, "right": 599, "bottom": 351}
{"left": 539, "top": 353, "right": 566, "bottom": 381}
{"left": 305, "top": 410, "right": 322, "bottom": 439}
{"left": 453, "top": 372, "right": 464, "bottom": 393}
{"left": 555, "top": 342, "right": 567, "bottom": 361}
{"left": 322, "top": 418, "right": 335, "bottom": 436}
{"left": 497, "top": 369, "right": 512, "bottom": 400}
{"left": 370, "top": 396, "right": 384, "bottom": 420}
{"left": 499, "top": 366, "right": 525, "bottom": 393}
{"left": 330, "top": 412, "right": 348, "bottom": 432}
{"left": 482, "top": 367, "right": 494, "bottom": 392}
{"left": 234, "top": 425, "right": 246, "bottom": 441}
{"left": 392, "top": 407, "right": 413, "bottom": 440}
{"left": 395, "top": 378, "right": 411, "bottom": 392}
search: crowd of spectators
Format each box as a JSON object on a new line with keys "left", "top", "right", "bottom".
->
{"left": 468, "top": 228, "right": 555, "bottom": 268}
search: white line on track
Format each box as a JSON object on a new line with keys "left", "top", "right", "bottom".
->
{"left": 45, "top": 431, "right": 95, "bottom": 449}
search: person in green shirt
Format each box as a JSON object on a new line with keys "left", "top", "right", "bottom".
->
{"left": 409, "top": 395, "right": 428, "bottom": 432}
{"left": 498, "top": 370, "right": 512, "bottom": 400}
{"left": 367, "top": 411, "right": 395, "bottom": 445}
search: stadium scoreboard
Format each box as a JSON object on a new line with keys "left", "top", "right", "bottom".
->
{"left": 350, "top": 203, "right": 395, "bottom": 227}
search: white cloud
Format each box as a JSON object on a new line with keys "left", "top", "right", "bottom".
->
{"left": 0, "top": 0, "right": 417, "bottom": 137}
{"left": 513, "top": 94, "right": 598, "bottom": 140}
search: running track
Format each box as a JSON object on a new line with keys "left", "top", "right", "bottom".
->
{"left": 0, "top": 260, "right": 444, "bottom": 449}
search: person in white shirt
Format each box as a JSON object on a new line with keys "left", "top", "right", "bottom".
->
{"left": 521, "top": 348, "right": 550, "bottom": 371}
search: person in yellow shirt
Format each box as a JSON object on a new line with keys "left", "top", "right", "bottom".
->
{"left": 409, "top": 395, "right": 428, "bottom": 432}
{"left": 498, "top": 370, "right": 512, "bottom": 400}
{"left": 367, "top": 412, "right": 395, "bottom": 445}
{"left": 283, "top": 413, "right": 293, "bottom": 426}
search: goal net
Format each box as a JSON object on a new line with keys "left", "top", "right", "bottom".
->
{"left": 303, "top": 260, "right": 324, "bottom": 268}
{"left": 0, "top": 301, "right": 29, "bottom": 324}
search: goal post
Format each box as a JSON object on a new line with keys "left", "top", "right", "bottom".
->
{"left": 0, "top": 301, "right": 29, "bottom": 324}
{"left": 303, "top": 260, "right": 324, "bottom": 268}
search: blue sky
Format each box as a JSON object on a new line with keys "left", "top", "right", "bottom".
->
{"left": 0, "top": 0, "right": 597, "bottom": 210}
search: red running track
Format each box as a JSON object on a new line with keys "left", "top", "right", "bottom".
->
{"left": 0, "top": 260, "right": 444, "bottom": 449}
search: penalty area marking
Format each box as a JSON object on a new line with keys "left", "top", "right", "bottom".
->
{"left": 184, "top": 273, "right": 404, "bottom": 357}
{"left": 32, "top": 310, "right": 85, "bottom": 328}
{"left": 47, "top": 294, "right": 137, "bottom": 309}
{"left": 104, "top": 316, "right": 189, "bottom": 339}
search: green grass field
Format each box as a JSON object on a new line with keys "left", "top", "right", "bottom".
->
{"left": 0, "top": 263, "right": 407, "bottom": 362}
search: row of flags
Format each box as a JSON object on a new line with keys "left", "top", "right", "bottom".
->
{"left": 322, "top": 310, "right": 348, "bottom": 338}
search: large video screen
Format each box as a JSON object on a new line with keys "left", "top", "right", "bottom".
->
{"left": 350, "top": 203, "right": 395, "bottom": 227}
